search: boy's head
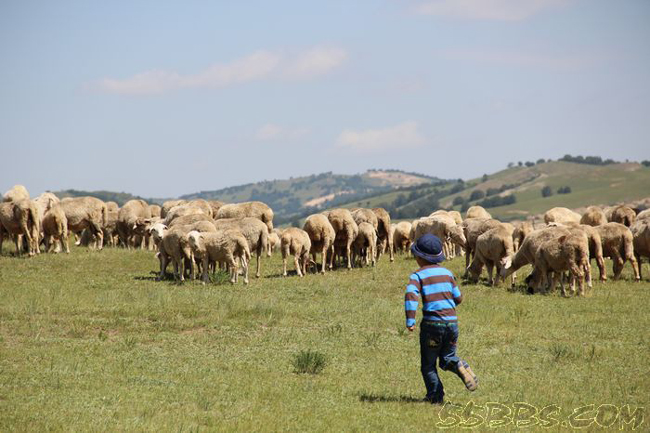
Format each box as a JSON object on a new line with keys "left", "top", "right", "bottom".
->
{"left": 411, "top": 234, "right": 445, "bottom": 266}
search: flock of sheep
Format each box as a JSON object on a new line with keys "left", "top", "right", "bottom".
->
{"left": 1, "top": 184, "right": 649, "bottom": 296}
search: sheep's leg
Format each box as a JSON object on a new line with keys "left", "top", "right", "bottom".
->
{"left": 596, "top": 256, "right": 607, "bottom": 282}
{"left": 241, "top": 254, "right": 249, "bottom": 284}
{"left": 346, "top": 239, "right": 352, "bottom": 269}
{"left": 612, "top": 254, "right": 624, "bottom": 280}
{"left": 636, "top": 254, "right": 643, "bottom": 281}
{"left": 231, "top": 256, "right": 238, "bottom": 284}
{"left": 585, "top": 260, "right": 592, "bottom": 288}
{"left": 255, "top": 252, "right": 261, "bottom": 278}
{"left": 464, "top": 247, "right": 472, "bottom": 278}
{"left": 320, "top": 246, "right": 327, "bottom": 274}
{"left": 15, "top": 234, "right": 22, "bottom": 256}
{"left": 486, "top": 262, "right": 494, "bottom": 286}
{"left": 494, "top": 264, "right": 502, "bottom": 286}
{"left": 629, "top": 255, "right": 640, "bottom": 281}
{"left": 294, "top": 253, "right": 302, "bottom": 277}
{"left": 282, "top": 247, "right": 288, "bottom": 277}
{"left": 202, "top": 257, "right": 210, "bottom": 284}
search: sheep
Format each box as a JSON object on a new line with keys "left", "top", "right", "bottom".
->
{"left": 467, "top": 225, "right": 515, "bottom": 286}
{"left": 59, "top": 197, "right": 107, "bottom": 249}
{"left": 188, "top": 229, "right": 250, "bottom": 284}
{"left": 103, "top": 207, "right": 119, "bottom": 247}
{"left": 544, "top": 207, "right": 581, "bottom": 225}
{"left": 268, "top": 230, "right": 281, "bottom": 254}
{"left": 161, "top": 200, "right": 187, "bottom": 218}
{"left": 352, "top": 208, "right": 379, "bottom": 230}
{"left": 631, "top": 220, "right": 650, "bottom": 280}
{"left": 608, "top": 205, "right": 636, "bottom": 227}
{"left": 207, "top": 200, "right": 226, "bottom": 216}
{"left": 167, "top": 213, "right": 213, "bottom": 228}
{"left": 116, "top": 199, "right": 152, "bottom": 249}
{"left": 371, "top": 207, "right": 394, "bottom": 262}
{"left": 352, "top": 221, "right": 378, "bottom": 267}
{"left": 106, "top": 201, "right": 119, "bottom": 213}
{"left": 512, "top": 221, "right": 534, "bottom": 252}
{"left": 533, "top": 231, "right": 590, "bottom": 297}
{"left": 42, "top": 204, "right": 69, "bottom": 253}
{"left": 414, "top": 215, "right": 466, "bottom": 259}
{"left": 215, "top": 201, "right": 274, "bottom": 232}
{"left": 163, "top": 203, "right": 208, "bottom": 226}
{"left": 393, "top": 221, "right": 413, "bottom": 254}
{"left": 303, "top": 214, "right": 335, "bottom": 274}
{"left": 33, "top": 192, "right": 60, "bottom": 221}
{"left": 159, "top": 221, "right": 217, "bottom": 281}
{"left": 3, "top": 185, "right": 30, "bottom": 203}
{"left": 0, "top": 199, "right": 40, "bottom": 256}
{"left": 186, "top": 199, "right": 214, "bottom": 218}
{"left": 500, "top": 226, "right": 572, "bottom": 292}
{"left": 327, "top": 209, "right": 359, "bottom": 269}
{"left": 280, "top": 227, "right": 312, "bottom": 277}
{"left": 462, "top": 218, "right": 502, "bottom": 274}
{"left": 429, "top": 210, "right": 460, "bottom": 258}
{"left": 567, "top": 223, "right": 607, "bottom": 283}
{"left": 580, "top": 206, "right": 607, "bottom": 226}
{"left": 465, "top": 206, "right": 491, "bottom": 220}
{"left": 595, "top": 222, "right": 640, "bottom": 281}
{"left": 213, "top": 217, "right": 269, "bottom": 278}
{"left": 149, "top": 204, "right": 162, "bottom": 218}
{"left": 636, "top": 209, "right": 650, "bottom": 221}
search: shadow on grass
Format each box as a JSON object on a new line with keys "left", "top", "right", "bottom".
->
{"left": 359, "top": 393, "right": 424, "bottom": 404}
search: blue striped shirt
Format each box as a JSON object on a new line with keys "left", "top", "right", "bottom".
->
{"left": 405, "top": 264, "right": 461, "bottom": 327}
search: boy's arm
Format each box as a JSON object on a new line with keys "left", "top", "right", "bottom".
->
{"left": 451, "top": 275, "right": 462, "bottom": 305}
{"left": 405, "top": 274, "right": 421, "bottom": 330}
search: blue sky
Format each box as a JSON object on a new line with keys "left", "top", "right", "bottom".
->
{"left": 1, "top": 0, "right": 649, "bottom": 198}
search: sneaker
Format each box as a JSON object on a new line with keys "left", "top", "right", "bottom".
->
{"left": 422, "top": 396, "right": 444, "bottom": 405}
{"left": 456, "top": 360, "right": 478, "bottom": 391}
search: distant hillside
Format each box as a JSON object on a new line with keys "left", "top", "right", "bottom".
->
{"left": 342, "top": 161, "right": 650, "bottom": 222}
{"left": 180, "top": 170, "right": 441, "bottom": 222}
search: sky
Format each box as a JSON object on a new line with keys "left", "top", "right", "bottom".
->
{"left": 1, "top": 0, "right": 649, "bottom": 198}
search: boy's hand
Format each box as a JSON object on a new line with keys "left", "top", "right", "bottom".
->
{"left": 407, "top": 326, "right": 415, "bottom": 332}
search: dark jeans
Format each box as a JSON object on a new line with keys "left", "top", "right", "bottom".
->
{"left": 420, "top": 321, "right": 460, "bottom": 403}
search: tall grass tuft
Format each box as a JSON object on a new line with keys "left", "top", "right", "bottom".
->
{"left": 292, "top": 350, "right": 327, "bottom": 374}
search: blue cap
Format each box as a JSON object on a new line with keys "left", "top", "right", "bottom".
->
{"left": 411, "top": 234, "right": 445, "bottom": 264}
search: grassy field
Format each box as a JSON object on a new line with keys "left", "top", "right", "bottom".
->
{"left": 1, "top": 244, "right": 648, "bottom": 431}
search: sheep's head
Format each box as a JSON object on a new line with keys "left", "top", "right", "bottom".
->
{"left": 148, "top": 223, "right": 168, "bottom": 242}
{"left": 187, "top": 230, "right": 203, "bottom": 250}
{"left": 450, "top": 226, "right": 467, "bottom": 248}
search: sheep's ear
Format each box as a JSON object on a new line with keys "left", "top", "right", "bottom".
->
{"left": 558, "top": 235, "right": 567, "bottom": 243}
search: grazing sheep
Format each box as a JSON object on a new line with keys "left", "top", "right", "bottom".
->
{"left": 414, "top": 215, "right": 466, "bottom": 259}
{"left": 608, "top": 205, "right": 636, "bottom": 227}
{"left": 544, "top": 207, "right": 582, "bottom": 225}
{"left": 213, "top": 217, "right": 269, "bottom": 278}
{"left": 563, "top": 223, "right": 607, "bottom": 283}
{"left": 393, "top": 221, "right": 413, "bottom": 254}
{"left": 636, "top": 208, "right": 650, "bottom": 221}
{"left": 371, "top": 207, "right": 394, "bottom": 262}
{"left": 462, "top": 218, "right": 502, "bottom": 274}
{"left": 161, "top": 200, "right": 187, "bottom": 218}
{"left": 303, "top": 214, "right": 335, "bottom": 274}
{"left": 580, "top": 206, "right": 607, "bottom": 226}
{"left": 428, "top": 211, "right": 460, "bottom": 258}
{"left": 352, "top": 208, "right": 379, "bottom": 230}
{"left": 631, "top": 220, "right": 650, "bottom": 280}
{"left": 163, "top": 203, "right": 208, "bottom": 226}
{"left": 268, "top": 230, "right": 281, "bottom": 254}
{"left": 465, "top": 206, "right": 491, "bottom": 220}
{"left": 42, "top": 204, "right": 69, "bottom": 253}
{"left": 3, "top": 185, "right": 30, "bottom": 203}
{"left": 500, "top": 226, "right": 571, "bottom": 291}
{"left": 106, "top": 201, "right": 119, "bottom": 213}
{"left": 102, "top": 207, "right": 119, "bottom": 247}
{"left": 467, "top": 225, "right": 515, "bottom": 286}
{"left": 149, "top": 204, "right": 162, "bottom": 218}
{"left": 327, "top": 209, "right": 359, "bottom": 269}
{"left": 216, "top": 201, "right": 274, "bottom": 232}
{"left": 512, "top": 221, "right": 534, "bottom": 252}
{"left": 167, "top": 213, "right": 213, "bottom": 228}
{"left": 186, "top": 199, "right": 214, "bottom": 218}
{"left": 280, "top": 227, "right": 312, "bottom": 277}
{"left": 159, "top": 221, "right": 217, "bottom": 281}
{"left": 188, "top": 229, "right": 250, "bottom": 284}
{"left": 352, "top": 221, "right": 378, "bottom": 267}
{"left": 207, "top": 200, "right": 226, "bottom": 216}
{"left": 116, "top": 199, "right": 152, "bottom": 249}
{"left": 0, "top": 199, "right": 40, "bottom": 256}
{"left": 59, "top": 197, "right": 107, "bottom": 249}
{"left": 595, "top": 222, "right": 640, "bottom": 281}
{"left": 34, "top": 192, "right": 60, "bottom": 220}
{"left": 534, "top": 232, "right": 590, "bottom": 297}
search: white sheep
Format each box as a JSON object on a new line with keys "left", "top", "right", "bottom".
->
{"left": 303, "top": 214, "right": 335, "bottom": 274}
{"left": 188, "top": 229, "right": 250, "bottom": 284}
{"left": 280, "top": 227, "right": 312, "bottom": 277}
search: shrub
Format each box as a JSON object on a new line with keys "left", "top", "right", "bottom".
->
{"left": 541, "top": 186, "right": 553, "bottom": 198}
{"left": 292, "top": 350, "right": 327, "bottom": 374}
{"left": 642, "top": 160, "right": 650, "bottom": 167}
{"left": 469, "top": 190, "right": 485, "bottom": 201}
{"left": 525, "top": 161, "right": 534, "bottom": 167}
{"left": 557, "top": 186, "right": 572, "bottom": 194}
{"left": 452, "top": 196, "right": 465, "bottom": 206}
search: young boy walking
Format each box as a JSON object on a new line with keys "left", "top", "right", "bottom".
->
{"left": 405, "top": 234, "right": 478, "bottom": 404}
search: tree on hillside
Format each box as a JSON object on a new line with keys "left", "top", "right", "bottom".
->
{"left": 470, "top": 190, "right": 485, "bottom": 201}
{"left": 642, "top": 160, "right": 650, "bottom": 167}
{"left": 482, "top": 174, "right": 489, "bottom": 182}
{"left": 508, "top": 162, "right": 514, "bottom": 168}
{"left": 525, "top": 161, "right": 534, "bottom": 167}
{"left": 453, "top": 196, "right": 465, "bottom": 206}
{"left": 536, "top": 158, "right": 546, "bottom": 164}
{"left": 518, "top": 161, "right": 523, "bottom": 166}
{"left": 541, "top": 186, "right": 553, "bottom": 198}
{"left": 557, "top": 186, "right": 572, "bottom": 194}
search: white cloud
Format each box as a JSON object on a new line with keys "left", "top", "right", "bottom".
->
{"left": 94, "top": 47, "right": 347, "bottom": 95}
{"left": 255, "top": 123, "right": 311, "bottom": 141}
{"left": 282, "top": 47, "right": 348, "bottom": 79}
{"left": 412, "top": 0, "right": 569, "bottom": 21}
{"left": 337, "top": 121, "right": 425, "bottom": 152}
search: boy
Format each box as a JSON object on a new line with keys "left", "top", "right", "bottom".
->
{"left": 405, "top": 234, "right": 478, "bottom": 404}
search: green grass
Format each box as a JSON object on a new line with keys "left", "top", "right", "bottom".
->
{"left": 1, "top": 244, "right": 648, "bottom": 431}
